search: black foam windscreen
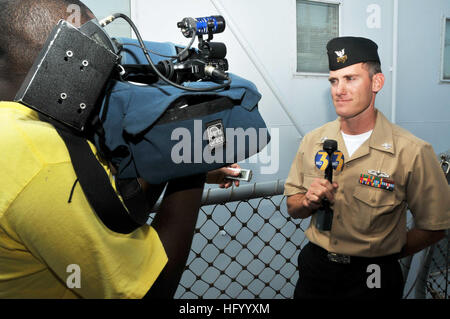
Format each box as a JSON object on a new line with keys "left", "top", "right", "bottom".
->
{"left": 323, "top": 139, "right": 337, "bottom": 153}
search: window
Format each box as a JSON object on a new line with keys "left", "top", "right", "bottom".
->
{"left": 83, "top": 0, "right": 132, "bottom": 38}
{"left": 296, "top": 0, "right": 339, "bottom": 74}
{"left": 442, "top": 18, "right": 450, "bottom": 81}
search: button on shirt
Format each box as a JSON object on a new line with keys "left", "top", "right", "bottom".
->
{"left": 284, "top": 110, "right": 450, "bottom": 257}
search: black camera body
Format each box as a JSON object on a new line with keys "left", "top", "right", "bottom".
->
{"left": 171, "top": 41, "right": 228, "bottom": 83}
{"left": 120, "top": 41, "right": 229, "bottom": 86}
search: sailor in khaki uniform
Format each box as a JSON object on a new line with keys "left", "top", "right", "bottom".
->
{"left": 284, "top": 36, "right": 450, "bottom": 299}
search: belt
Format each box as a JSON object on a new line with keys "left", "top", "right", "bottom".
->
{"left": 309, "top": 243, "right": 400, "bottom": 265}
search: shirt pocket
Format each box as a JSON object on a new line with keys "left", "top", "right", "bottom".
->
{"left": 351, "top": 185, "right": 396, "bottom": 232}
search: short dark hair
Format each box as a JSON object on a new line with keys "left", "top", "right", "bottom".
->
{"left": 0, "top": 0, "right": 92, "bottom": 73}
{"left": 363, "top": 61, "right": 382, "bottom": 77}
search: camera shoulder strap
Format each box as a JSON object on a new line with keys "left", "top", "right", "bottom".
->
{"left": 56, "top": 128, "right": 149, "bottom": 234}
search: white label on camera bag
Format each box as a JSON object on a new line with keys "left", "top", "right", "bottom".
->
{"left": 206, "top": 120, "right": 225, "bottom": 149}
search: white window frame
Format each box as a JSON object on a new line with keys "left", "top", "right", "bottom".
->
{"left": 440, "top": 16, "right": 450, "bottom": 83}
{"left": 293, "top": 0, "right": 341, "bottom": 78}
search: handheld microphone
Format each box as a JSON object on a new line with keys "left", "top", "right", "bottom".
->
{"left": 323, "top": 139, "right": 337, "bottom": 183}
{"left": 314, "top": 139, "right": 341, "bottom": 231}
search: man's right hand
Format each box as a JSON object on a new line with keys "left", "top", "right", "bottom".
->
{"left": 303, "top": 178, "right": 339, "bottom": 210}
{"left": 287, "top": 178, "right": 338, "bottom": 219}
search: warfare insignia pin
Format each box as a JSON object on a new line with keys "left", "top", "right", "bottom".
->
{"left": 368, "top": 170, "right": 390, "bottom": 178}
{"left": 335, "top": 49, "right": 348, "bottom": 63}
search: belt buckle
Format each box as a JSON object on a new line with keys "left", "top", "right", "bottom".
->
{"left": 327, "top": 252, "right": 351, "bottom": 264}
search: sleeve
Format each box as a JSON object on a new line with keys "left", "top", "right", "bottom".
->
{"left": 406, "top": 142, "right": 450, "bottom": 230}
{"left": 6, "top": 162, "right": 168, "bottom": 299}
{"left": 284, "top": 136, "right": 308, "bottom": 196}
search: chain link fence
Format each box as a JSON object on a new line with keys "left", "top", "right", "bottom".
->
{"left": 175, "top": 194, "right": 306, "bottom": 299}
{"left": 424, "top": 233, "right": 449, "bottom": 299}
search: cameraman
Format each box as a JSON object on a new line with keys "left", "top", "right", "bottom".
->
{"left": 0, "top": 0, "right": 239, "bottom": 299}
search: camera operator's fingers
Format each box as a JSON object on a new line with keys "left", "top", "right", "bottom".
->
{"left": 228, "top": 164, "right": 241, "bottom": 187}
{"left": 207, "top": 164, "right": 239, "bottom": 185}
{"left": 217, "top": 164, "right": 241, "bottom": 188}
{"left": 220, "top": 180, "right": 231, "bottom": 189}
{"left": 220, "top": 178, "right": 240, "bottom": 189}
{"left": 220, "top": 164, "right": 241, "bottom": 177}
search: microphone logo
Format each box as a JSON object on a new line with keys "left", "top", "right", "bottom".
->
{"left": 331, "top": 151, "right": 344, "bottom": 171}
{"left": 315, "top": 151, "right": 329, "bottom": 171}
{"left": 315, "top": 150, "right": 344, "bottom": 172}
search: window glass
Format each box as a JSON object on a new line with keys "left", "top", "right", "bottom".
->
{"left": 296, "top": 0, "right": 339, "bottom": 73}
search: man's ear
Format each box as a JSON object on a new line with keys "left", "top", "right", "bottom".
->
{"left": 372, "top": 72, "right": 385, "bottom": 93}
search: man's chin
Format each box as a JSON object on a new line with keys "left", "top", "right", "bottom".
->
{"left": 335, "top": 105, "right": 373, "bottom": 121}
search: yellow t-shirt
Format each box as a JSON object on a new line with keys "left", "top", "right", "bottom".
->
{"left": 0, "top": 102, "right": 167, "bottom": 298}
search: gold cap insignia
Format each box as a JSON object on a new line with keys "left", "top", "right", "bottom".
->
{"left": 335, "top": 49, "right": 348, "bottom": 63}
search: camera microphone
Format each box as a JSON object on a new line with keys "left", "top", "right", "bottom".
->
{"left": 177, "top": 16, "right": 226, "bottom": 38}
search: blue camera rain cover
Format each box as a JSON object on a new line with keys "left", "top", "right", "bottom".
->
{"left": 95, "top": 40, "right": 269, "bottom": 184}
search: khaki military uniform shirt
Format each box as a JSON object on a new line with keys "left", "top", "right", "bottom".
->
{"left": 284, "top": 109, "right": 450, "bottom": 257}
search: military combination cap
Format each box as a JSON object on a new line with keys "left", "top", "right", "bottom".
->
{"left": 326, "top": 36, "right": 380, "bottom": 71}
